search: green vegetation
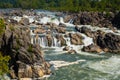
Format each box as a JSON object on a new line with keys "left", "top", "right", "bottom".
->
{"left": 0, "top": 19, "right": 5, "bottom": 35}
{"left": 0, "top": 0, "right": 120, "bottom": 12}
{"left": 27, "top": 45, "right": 33, "bottom": 53}
{"left": 0, "top": 52, "right": 10, "bottom": 75}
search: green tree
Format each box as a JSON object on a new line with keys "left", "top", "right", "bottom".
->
{"left": 0, "top": 19, "right": 5, "bottom": 35}
{"left": 0, "top": 52, "right": 10, "bottom": 75}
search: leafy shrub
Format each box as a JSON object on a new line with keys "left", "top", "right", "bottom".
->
{"left": 0, "top": 52, "right": 10, "bottom": 75}
{"left": 0, "top": 19, "right": 5, "bottom": 35}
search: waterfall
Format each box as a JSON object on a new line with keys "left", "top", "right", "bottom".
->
{"left": 38, "top": 37, "right": 48, "bottom": 47}
{"left": 31, "top": 35, "right": 63, "bottom": 48}
{"left": 68, "top": 19, "right": 73, "bottom": 24}
{"left": 80, "top": 33, "right": 93, "bottom": 46}
{"left": 31, "top": 35, "right": 34, "bottom": 44}
{"left": 52, "top": 36, "right": 58, "bottom": 47}
{"left": 60, "top": 17, "right": 64, "bottom": 23}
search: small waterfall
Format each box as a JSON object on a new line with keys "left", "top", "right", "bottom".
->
{"left": 52, "top": 36, "right": 58, "bottom": 47}
{"left": 38, "top": 37, "right": 48, "bottom": 47}
{"left": 60, "top": 17, "right": 64, "bottom": 23}
{"left": 80, "top": 33, "right": 93, "bottom": 46}
{"left": 32, "top": 35, "right": 62, "bottom": 47}
{"left": 52, "top": 36, "right": 61, "bottom": 47}
{"left": 31, "top": 35, "right": 34, "bottom": 44}
{"left": 68, "top": 19, "right": 73, "bottom": 24}
{"left": 64, "top": 36, "right": 81, "bottom": 51}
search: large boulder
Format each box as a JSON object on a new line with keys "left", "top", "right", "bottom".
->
{"left": 56, "top": 35, "right": 66, "bottom": 46}
{"left": 69, "top": 33, "right": 83, "bottom": 45}
{"left": 63, "top": 46, "right": 70, "bottom": 51}
{"left": 96, "top": 33, "right": 120, "bottom": 53}
{"left": 19, "top": 18, "right": 29, "bottom": 25}
{"left": 46, "top": 34, "right": 53, "bottom": 47}
{"left": 56, "top": 27, "right": 66, "bottom": 33}
{"left": 82, "top": 44, "right": 103, "bottom": 53}
{"left": 75, "top": 26, "right": 93, "bottom": 37}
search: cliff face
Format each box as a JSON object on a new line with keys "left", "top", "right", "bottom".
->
{"left": 0, "top": 26, "right": 51, "bottom": 79}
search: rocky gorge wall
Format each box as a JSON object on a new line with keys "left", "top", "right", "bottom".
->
{"left": 0, "top": 25, "right": 51, "bottom": 79}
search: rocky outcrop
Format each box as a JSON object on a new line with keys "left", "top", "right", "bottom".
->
{"left": 33, "top": 28, "right": 46, "bottom": 34}
{"left": 82, "top": 44, "right": 103, "bottom": 53}
{"left": 63, "top": 46, "right": 77, "bottom": 54}
{"left": 75, "top": 26, "right": 94, "bottom": 37}
{"left": 64, "top": 12, "right": 115, "bottom": 28}
{"left": 46, "top": 34, "right": 53, "bottom": 47}
{"left": 96, "top": 33, "right": 120, "bottom": 53}
{"left": 112, "top": 12, "right": 120, "bottom": 29}
{"left": 81, "top": 30, "right": 120, "bottom": 53}
{"left": 56, "top": 35, "right": 66, "bottom": 46}
{"left": 69, "top": 33, "right": 83, "bottom": 45}
{"left": 19, "top": 18, "right": 29, "bottom": 25}
{"left": 0, "top": 26, "right": 51, "bottom": 79}
{"left": 63, "top": 46, "right": 70, "bottom": 51}
{"left": 56, "top": 27, "right": 66, "bottom": 33}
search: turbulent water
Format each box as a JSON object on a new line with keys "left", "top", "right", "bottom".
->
{"left": 43, "top": 48, "right": 120, "bottom": 80}
{"left": 28, "top": 11, "right": 120, "bottom": 80}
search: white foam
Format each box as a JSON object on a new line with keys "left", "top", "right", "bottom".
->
{"left": 77, "top": 51, "right": 105, "bottom": 57}
{"left": 88, "top": 56, "right": 120, "bottom": 75}
{"left": 12, "top": 16, "right": 22, "bottom": 22}
{"left": 39, "top": 17, "right": 60, "bottom": 25}
{"left": 49, "top": 60, "right": 86, "bottom": 70}
{"left": 80, "top": 33, "right": 93, "bottom": 46}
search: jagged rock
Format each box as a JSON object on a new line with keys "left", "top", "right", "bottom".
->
{"left": 46, "top": 34, "right": 53, "bottom": 47}
{"left": 82, "top": 44, "right": 103, "bottom": 53}
{"left": 64, "top": 15, "right": 74, "bottom": 23}
{"left": 0, "top": 26, "right": 50, "bottom": 78}
{"left": 64, "top": 12, "right": 115, "bottom": 28}
{"left": 68, "top": 49, "right": 77, "bottom": 54}
{"left": 9, "top": 66, "right": 17, "bottom": 79}
{"left": 75, "top": 26, "right": 93, "bottom": 37}
{"left": 83, "top": 32, "right": 120, "bottom": 53}
{"left": 44, "top": 62, "right": 51, "bottom": 68}
{"left": 56, "top": 35, "right": 66, "bottom": 46}
{"left": 9, "top": 19, "right": 18, "bottom": 24}
{"left": 19, "top": 18, "right": 29, "bottom": 25}
{"left": 33, "top": 66, "right": 44, "bottom": 77}
{"left": 96, "top": 33, "right": 120, "bottom": 53}
{"left": 46, "top": 22, "right": 58, "bottom": 29}
{"left": 69, "top": 33, "right": 83, "bottom": 45}
{"left": 63, "top": 46, "right": 70, "bottom": 51}
{"left": 59, "top": 23, "right": 66, "bottom": 27}
{"left": 56, "top": 27, "right": 66, "bottom": 33}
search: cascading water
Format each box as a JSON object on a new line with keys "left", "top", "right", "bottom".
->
{"left": 68, "top": 19, "right": 74, "bottom": 24}
{"left": 28, "top": 11, "right": 120, "bottom": 80}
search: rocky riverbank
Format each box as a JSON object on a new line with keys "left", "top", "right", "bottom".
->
{"left": 64, "top": 11, "right": 120, "bottom": 29}
{"left": 0, "top": 9, "right": 120, "bottom": 79}
{"left": 0, "top": 24, "right": 51, "bottom": 79}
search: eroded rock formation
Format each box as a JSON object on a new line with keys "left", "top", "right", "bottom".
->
{"left": 0, "top": 26, "right": 51, "bottom": 79}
